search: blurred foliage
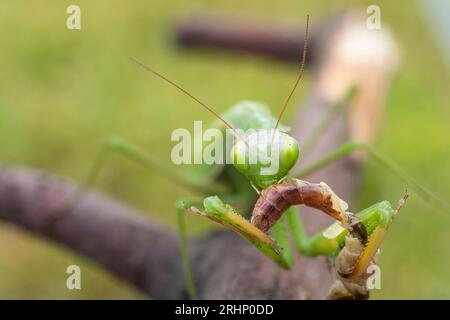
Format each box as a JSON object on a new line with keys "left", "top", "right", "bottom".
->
{"left": 0, "top": 0, "right": 449, "bottom": 299}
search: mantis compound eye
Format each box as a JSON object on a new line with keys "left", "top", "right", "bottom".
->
{"left": 231, "top": 130, "right": 299, "bottom": 189}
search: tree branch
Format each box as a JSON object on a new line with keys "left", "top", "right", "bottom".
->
{"left": 0, "top": 165, "right": 185, "bottom": 299}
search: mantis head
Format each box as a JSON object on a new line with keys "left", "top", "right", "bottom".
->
{"left": 231, "top": 130, "right": 299, "bottom": 189}
{"left": 130, "top": 16, "right": 309, "bottom": 192}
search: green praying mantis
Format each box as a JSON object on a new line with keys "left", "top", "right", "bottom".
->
{"left": 83, "top": 16, "right": 448, "bottom": 299}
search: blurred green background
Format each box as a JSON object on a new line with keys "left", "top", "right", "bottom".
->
{"left": 0, "top": 0, "right": 449, "bottom": 299}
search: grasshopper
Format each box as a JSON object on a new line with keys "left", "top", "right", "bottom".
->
{"left": 84, "top": 16, "right": 447, "bottom": 299}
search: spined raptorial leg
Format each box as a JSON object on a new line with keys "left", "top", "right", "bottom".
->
{"left": 185, "top": 196, "right": 292, "bottom": 269}
{"left": 326, "top": 196, "right": 408, "bottom": 299}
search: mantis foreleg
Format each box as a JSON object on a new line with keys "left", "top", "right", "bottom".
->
{"left": 325, "top": 195, "right": 407, "bottom": 299}
{"left": 286, "top": 199, "right": 402, "bottom": 259}
{"left": 185, "top": 196, "right": 291, "bottom": 269}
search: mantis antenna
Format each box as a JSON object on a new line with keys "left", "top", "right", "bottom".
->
{"left": 272, "top": 15, "right": 310, "bottom": 141}
{"left": 130, "top": 57, "right": 248, "bottom": 146}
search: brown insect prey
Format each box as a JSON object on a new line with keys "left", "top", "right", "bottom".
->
{"left": 252, "top": 179, "right": 353, "bottom": 232}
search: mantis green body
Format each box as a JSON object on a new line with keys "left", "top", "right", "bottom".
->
{"left": 179, "top": 101, "right": 406, "bottom": 299}
{"left": 85, "top": 96, "right": 421, "bottom": 299}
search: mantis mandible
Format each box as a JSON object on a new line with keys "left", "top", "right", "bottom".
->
{"left": 83, "top": 15, "right": 448, "bottom": 299}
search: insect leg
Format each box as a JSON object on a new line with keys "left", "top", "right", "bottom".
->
{"left": 326, "top": 196, "right": 407, "bottom": 299}
{"left": 286, "top": 206, "right": 345, "bottom": 257}
{"left": 80, "top": 136, "right": 224, "bottom": 195}
{"left": 285, "top": 207, "right": 313, "bottom": 255}
{"left": 185, "top": 196, "right": 291, "bottom": 269}
{"left": 347, "top": 195, "right": 407, "bottom": 279}
{"left": 271, "top": 217, "right": 294, "bottom": 268}
{"left": 175, "top": 198, "right": 203, "bottom": 300}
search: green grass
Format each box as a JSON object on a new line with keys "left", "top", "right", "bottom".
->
{"left": 0, "top": 0, "right": 449, "bottom": 299}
